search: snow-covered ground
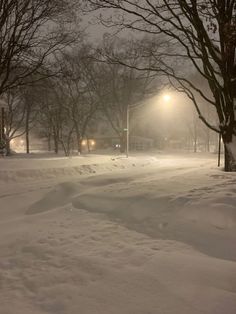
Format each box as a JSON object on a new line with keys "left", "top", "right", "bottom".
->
{"left": 0, "top": 151, "right": 236, "bottom": 314}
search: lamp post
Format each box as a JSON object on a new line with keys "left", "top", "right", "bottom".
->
{"left": 126, "top": 106, "right": 129, "bottom": 158}
{"left": 125, "top": 93, "right": 171, "bottom": 158}
{"left": 126, "top": 102, "right": 139, "bottom": 158}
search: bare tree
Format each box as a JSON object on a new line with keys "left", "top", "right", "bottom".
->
{"left": 86, "top": 1, "right": 236, "bottom": 171}
{"left": 57, "top": 48, "right": 99, "bottom": 154}
{"left": 3, "top": 90, "right": 26, "bottom": 155}
{"left": 36, "top": 46, "right": 99, "bottom": 156}
{"left": 0, "top": 0, "right": 79, "bottom": 96}
{"left": 91, "top": 38, "right": 154, "bottom": 152}
{"left": 39, "top": 91, "right": 61, "bottom": 154}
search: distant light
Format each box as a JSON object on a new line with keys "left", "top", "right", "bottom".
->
{"left": 163, "top": 94, "right": 171, "bottom": 102}
{"left": 90, "top": 140, "right": 95, "bottom": 146}
{"left": 82, "top": 140, "right": 86, "bottom": 146}
{"left": 20, "top": 139, "right": 24, "bottom": 144}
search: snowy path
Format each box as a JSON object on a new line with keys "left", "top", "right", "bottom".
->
{"left": 0, "top": 153, "right": 236, "bottom": 314}
{"left": 70, "top": 159, "right": 236, "bottom": 261}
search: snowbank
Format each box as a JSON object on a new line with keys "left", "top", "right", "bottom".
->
{"left": 0, "top": 153, "right": 157, "bottom": 183}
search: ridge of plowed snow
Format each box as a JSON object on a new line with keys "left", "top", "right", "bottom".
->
{"left": 0, "top": 154, "right": 157, "bottom": 183}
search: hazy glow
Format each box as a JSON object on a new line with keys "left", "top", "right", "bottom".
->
{"left": 163, "top": 94, "right": 171, "bottom": 102}
{"left": 82, "top": 140, "right": 95, "bottom": 146}
{"left": 9, "top": 137, "right": 25, "bottom": 152}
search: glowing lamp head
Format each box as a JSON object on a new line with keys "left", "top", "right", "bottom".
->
{"left": 90, "top": 140, "right": 95, "bottom": 146}
{"left": 163, "top": 94, "right": 171, "bottom": 102}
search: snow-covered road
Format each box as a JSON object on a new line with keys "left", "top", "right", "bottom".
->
{"left": 0, "top": 152, "right": 236, "bottom": 314}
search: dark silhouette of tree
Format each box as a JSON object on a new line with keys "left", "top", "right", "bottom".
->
{"left": 0, "top": 0, "right": 79, "bottom": 96}
{"left": 36, "top": 46, "right": 99, "bottom": 156}
{"left": 91, "top": 37, "right": 154, "bottom": 152}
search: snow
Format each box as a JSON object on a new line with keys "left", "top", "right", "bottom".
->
{"left": 0, "top": 151, "right": 236, "bottom": 314}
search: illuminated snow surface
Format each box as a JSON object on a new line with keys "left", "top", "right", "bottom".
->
{"left": 0, "top": 151, "right": 236, "bottom": 314}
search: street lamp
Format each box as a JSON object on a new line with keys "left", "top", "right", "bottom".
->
{"left": 125, "top": 99, "right": 152, "bottom": 158}
{"left": 163, "top": 94, "right": 171, "bottom": 102}
{"left": 125, "top": 92, "right": 172, "bottom": 158}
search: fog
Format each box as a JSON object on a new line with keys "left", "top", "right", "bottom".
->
{"left": 128, "top": 91, "right": 219, "bottom": 153}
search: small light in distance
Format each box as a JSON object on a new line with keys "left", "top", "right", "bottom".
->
{"left": 90, "top": 140, "right": 95, "bottom": 146}
{"left": 82, "top": 140, "right": 87, "bottom": 146}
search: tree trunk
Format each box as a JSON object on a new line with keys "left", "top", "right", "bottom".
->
{"left": 77, "top": 135, "right": 82, "bottom": 155}
{"left": 119, "top": 131, "right": 126, "bottom": 153}
{"left": 25, "top": 103, "right": 31, "bottom": 154}
{"left": 223, "top": 122, "right": 236, "bottom": 171}
{"left": 224, "top": 136, "right": 236, "bottom": 171}
{"left": 26, "top": 129, "right": 30, "bottom": 154}
{"left": 48, "top": 135, "right": 51, "bottom": 152}
{"left": 53, "top": 127, "right": 59, "bottom": 154}
{"left": 193, "top": 122, "right": 198, "bottom": 153}
{"left": 78, "top": 139, "right": 82, "bottom": 155}
{"left": 205, "top": 128, "right": 210, "bottom": 152}
{"left": 54, "top": 137, "right": 59, "bottom": 154}
{"left": 193, "top": 137, "right": 197, "bottom": 153}
{"left": 25, "top": 116, "right": 30, "bottom": 154}
{"left": 74, "top": 124, "right": 82, "bottom": 155}
{"left": 61, "top": 140, "right": 69, "bottom": 156}
{"left": 86, "top": 136, "right": 91, "bottom": 153}
{"left": 47, "top": 129, "right": 52, "bottom": 152}
{"left": 5, "top": 138, "right": 11, "bottom": 156}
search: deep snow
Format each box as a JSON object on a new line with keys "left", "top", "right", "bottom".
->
{"left": 0, "top": 152, "right": 235, "bottom": 314}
